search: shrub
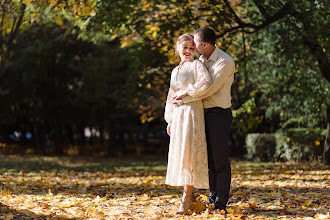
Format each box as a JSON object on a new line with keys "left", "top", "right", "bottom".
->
{"left": 275, "top": 128, "right": 326, "bottom": 162}
{"left": 245, "top": 133, "right": 276, "bottom": 161}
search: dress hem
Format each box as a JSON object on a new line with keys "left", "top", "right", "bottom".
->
{"left": 165, "top": 183, "right": 209, "bottom": 190}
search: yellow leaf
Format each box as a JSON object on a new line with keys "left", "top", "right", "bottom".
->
{"left": 233, "top": 207, "right": 243, "bottom": 215}
{"left": 81, "top": 7, "right": 91, "bottom": 16}
{"left": 22, "top": 0, "right": 31, "bottom": 5}
{"left": 249, "top": 201, "right": 257, "bottom": 208}
{"left": 228, "top": 207, "right": 243, "bottom": 215}
{"left": 240, "top": 203, "right": 250, "bottom": 209}
{"left": 191, "top": 198, "right": 206, "bottom": 213}
{"left": 199, "top": 194, "right": 208, "bottom": 202}
{"left": 152, "top": 31, "right": 157, "bottom": 38}
{"left": 4, "top": 213, "right": 14, "bottom": 220}
{"left": 274, "top": 200, "right": 281, "bottom": 206}
{"left": 54, "top": 16, "right": 63, "bottom": 26}
{"left": 49, "top": 0, "right": 57, "bottom": 7}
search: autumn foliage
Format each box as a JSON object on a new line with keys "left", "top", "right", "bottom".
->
{"left": 0, "top": 156, "right": 329, "bottom": 219}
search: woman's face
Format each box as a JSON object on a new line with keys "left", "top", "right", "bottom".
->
{"left": 178, "top": 40, "right": 195, "bottom": 62}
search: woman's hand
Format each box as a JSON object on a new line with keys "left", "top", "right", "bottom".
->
{"left": 167, "top": 123, "right": 171, "bottom": 136}
{"left": 172, "top": 90, "right": 188, "bottom": 100}
{"left": 171, "top": 98, "right": 183, "bottom": 107}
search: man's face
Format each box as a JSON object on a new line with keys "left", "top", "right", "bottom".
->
{"left": 193, "top": 35, "right": 205, "bottom": 55}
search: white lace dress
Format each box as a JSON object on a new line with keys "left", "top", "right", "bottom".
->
{"left": 164, "top": 59, "right": 212, "bottom": 189}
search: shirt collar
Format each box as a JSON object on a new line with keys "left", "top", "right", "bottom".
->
{"left": 200, "top": 45, "right": 223, "bottom": 62}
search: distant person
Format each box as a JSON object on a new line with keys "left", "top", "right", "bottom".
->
{"left": 172, "top": 27, "right": 235, "bottom": 213}
{"left": 164, "top": 33, "right": 211, "bottom": 214}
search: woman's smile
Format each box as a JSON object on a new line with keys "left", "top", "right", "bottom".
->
{"left": 179, "top": 40, "right": 195, "bottom": 61}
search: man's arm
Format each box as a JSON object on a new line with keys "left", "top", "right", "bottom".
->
{"left": 181, "top": 58, "right": 235, "bottom": 104}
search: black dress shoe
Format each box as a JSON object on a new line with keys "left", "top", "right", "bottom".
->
{"left": 206, "top": 200, "right": 213, "bottom": 205}
{"left": 206, "top": 197, "right": 215, "bottom": 205}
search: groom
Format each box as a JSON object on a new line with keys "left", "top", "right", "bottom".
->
{"left": 172, "top": 27, "right": 235, "bottom": 212}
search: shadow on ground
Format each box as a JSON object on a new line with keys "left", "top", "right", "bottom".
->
{"left": 0, "top": 202, "right": 58, "bottom": 220}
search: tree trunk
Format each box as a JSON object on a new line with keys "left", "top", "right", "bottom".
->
{"left": 323, "top": 107, "right": 330, "bottom": 165}
{"left": 33, "top": 124, "right": 40, "bottom": 153}
{"left": 107, "top": 129, "right": 116, "bottom": 157}
{"left": 302, "top": 37, "right": 330, "bottom": 166}
{"left": 53, "top": 120, "right": 64, "bottom": 155}
{"left": 0, "top": 3, "right": 26, "bottom": 75}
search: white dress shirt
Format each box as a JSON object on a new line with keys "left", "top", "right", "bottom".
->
{"left": 182, "top": 46, "right": 235, "bottom": 109}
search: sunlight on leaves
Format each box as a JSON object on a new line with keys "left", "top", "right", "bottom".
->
{"left": 0, "top": 157, "right": 329, "bottom": 219}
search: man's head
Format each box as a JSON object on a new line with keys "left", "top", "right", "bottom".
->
{"left": 193, "top": 27, "right": 217, "bottom": 58}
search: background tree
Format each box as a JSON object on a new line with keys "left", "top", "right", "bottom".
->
{"left": 89, "top": 0, "right": 329, "bottom": 162}
{"left": 0, "top": 0, "right": 329, "bottom": 161}
{"left": 0, "top": 0, "right": 25, "bottom": 74}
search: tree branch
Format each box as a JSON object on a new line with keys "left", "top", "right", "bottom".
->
{"left": 223, "top": 0, "right": 243, "bottom": 25}
{"left": 303, "top": 39, "right": 330, "bottom": 83}
{"left": 217, "top": 2, "right": 293, "bottom": 38}
{"left": 252, "top": 0, "right": 270, "bottom": 19}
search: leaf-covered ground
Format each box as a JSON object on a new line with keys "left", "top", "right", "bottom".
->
{"left": 0, "top": 156, "right": 329, "bottom": 219}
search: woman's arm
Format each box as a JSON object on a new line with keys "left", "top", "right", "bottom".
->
{"left": 181, "top": 58, "right": 235, "bottom": 104}
{"left": 173, "top": 60, "right": 212, "bottom": 100}
{"left": 164, "top": 87, "right": 174, "bottom": 124}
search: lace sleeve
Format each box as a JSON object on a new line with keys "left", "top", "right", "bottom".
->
{"left": 186, "top": 60, "right": 212, "bottom": 97}
{"left": 164, "top": 88, "right": 174, "bottom": 124}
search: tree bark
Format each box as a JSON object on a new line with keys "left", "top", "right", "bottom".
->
{"left": 0, "top": 3, "right": 26, "bottom": 75}
{"left": 303, "top": 39, "right": 330, "bottom": 83}
{"left": 324, "top": 107, "right": 330, "bottom": 165}
{"left": 301, "top": 36, "right": 330, "bottom": 166}
{"left": 53, "top": 120, "right": 64, "bottom": 155}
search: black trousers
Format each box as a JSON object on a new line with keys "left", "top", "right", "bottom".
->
{"left": 205, "top": 107, "right": 232, "bottom": 210}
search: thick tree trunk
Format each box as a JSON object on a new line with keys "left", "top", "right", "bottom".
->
{"left": 302, "top": 38, "right": 330, "bottom": 166}
{"left": 323, "top": 107, "right": 330, "bottom": 165}
{"left": 0, "top": 3, "right": 26, "bottom": 75}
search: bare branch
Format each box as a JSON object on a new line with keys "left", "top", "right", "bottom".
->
{"left": 10, "top": 16, "right": 17, "bottom": 36}
{"left": 253, "top": 2, "right": 293, "bottom": 32}
{"left": 223, "top": 0, "right": 243, "bottom": 25}
{"left": 252, "top": 0, "right": 270, "bottom": 19}
{"left": 217, "top": 2, "right": 293, "bottom": 39}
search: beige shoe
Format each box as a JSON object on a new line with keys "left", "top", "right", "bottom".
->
{"left": 176, "top": 194, "right": 195, "bottom": 214}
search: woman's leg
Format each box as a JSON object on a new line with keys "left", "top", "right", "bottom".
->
{"left": 176, "top": 185, "right": 195, "bottom": 214}
{"left": 182, "top": 185, "right": 194, "bottom": 200}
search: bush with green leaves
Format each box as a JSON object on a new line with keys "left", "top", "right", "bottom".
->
{"left": 246, "top": 129, "right": 326, "bottom": 162}
{"left": 245, "top": 133, "right": 276, "bottom": 161}
{"left": 275, "top": 128, "right": 326, "bottom": 162}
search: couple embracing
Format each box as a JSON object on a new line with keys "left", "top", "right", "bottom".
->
{"left": 164, "top": 27, "right": 235, "bottom": 214}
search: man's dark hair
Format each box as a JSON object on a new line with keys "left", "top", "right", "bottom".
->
{"left": 194, "top": 27, "right": 216, "bottom": 45}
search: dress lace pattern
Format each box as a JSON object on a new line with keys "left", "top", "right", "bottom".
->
{"left": 164, "top": 60, "right": 211, "bottom": 189}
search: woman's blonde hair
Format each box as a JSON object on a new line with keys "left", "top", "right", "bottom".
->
{"left": 175, "top": 33, "right": 194, "bottom": 55}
